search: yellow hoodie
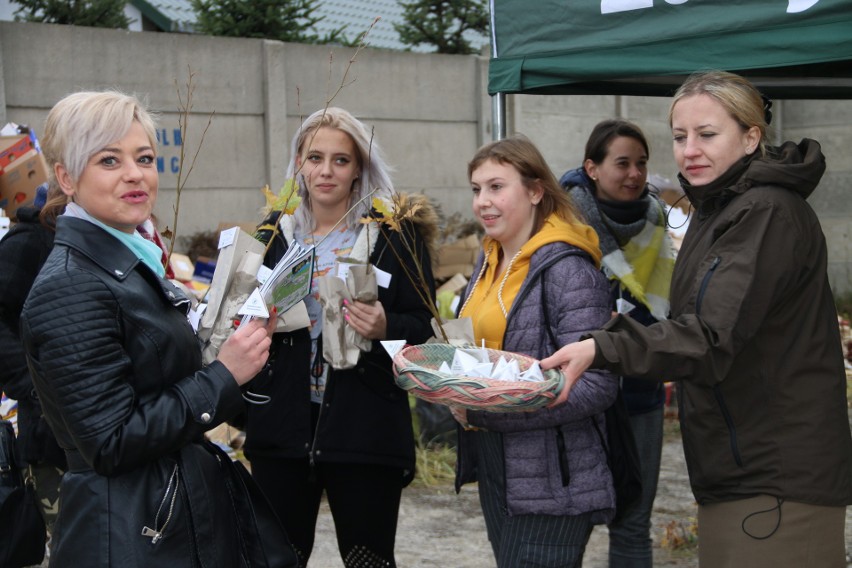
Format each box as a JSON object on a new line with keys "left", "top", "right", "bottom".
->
{"left": 459, "top": 213, "right": 600, "bottom": 350}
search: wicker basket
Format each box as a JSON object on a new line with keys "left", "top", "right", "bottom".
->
{"left": 392, "top": 343, "right": 565, "bottom": 412}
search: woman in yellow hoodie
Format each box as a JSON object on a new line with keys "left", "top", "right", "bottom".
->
{"left": 453, "top": 135, "right": 617, "bottom": 567}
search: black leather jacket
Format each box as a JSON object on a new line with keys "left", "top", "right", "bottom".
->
{"left": 21, "top": 216, "right": 259, "bottom": 567}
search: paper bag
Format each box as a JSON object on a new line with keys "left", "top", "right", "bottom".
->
{"left": 276, "top": 301, "right": 310, "bottom": 333}
{"left": 429, "top": 317, "right": 474, "bottom": 347}
{"left": 317, "top": 276, "right": 359, "bottom": 369}
{"left": 198, "top": 228, "right": 266, "bottom": 343}
{"left": 317, "top": 264, "right": 378, "bottom": 369}
{"left": 201, "top": 251, "right": 265, "bottom": 364}
{"left": 344, "top": 263, "right": 378, "bottom": 352}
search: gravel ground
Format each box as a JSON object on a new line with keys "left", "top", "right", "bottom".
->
{"left": 310, "top": 412, "right": 852, "bottom": 568}
{"left": 34, "top": 410, "right": 852, "bottom": 567}
{"left": 310, "top": 417, "right": 700, "bottom": 567}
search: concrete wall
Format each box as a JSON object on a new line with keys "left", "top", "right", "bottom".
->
{"left": 2, "top": 21, "right": 851, "bottom": 293}
{"left": 0, "top": 21, "right": 490, "bottom": 239}
{"left": 780, "top": 100, "right": 852, "bottom": 293}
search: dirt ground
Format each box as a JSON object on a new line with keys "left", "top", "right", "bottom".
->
{"left": 309, "top": 418, "right": 700, "bottom": 567}
{"left": 310, "top": 412, "right": 852, "bottom": 568}
{"left": 35, "top": 407, "right": 851, "bottom": 567}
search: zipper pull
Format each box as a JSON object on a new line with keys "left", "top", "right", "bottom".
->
{"left": 141, "top": 526, "right": 162, "bottom": 543}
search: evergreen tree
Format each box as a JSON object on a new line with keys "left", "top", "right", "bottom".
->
{"left": 12, "top": 0, "right": 130, "bottom": 28}
{"left": 395, "top": 0, "right": 488, "bottom": 55}
{"left": 192, "top": 0, "right": 347, "bottom": 44}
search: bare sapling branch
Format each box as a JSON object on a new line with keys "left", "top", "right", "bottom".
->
{"left": 164, "top": 66, "right": 216, "bottom": 269}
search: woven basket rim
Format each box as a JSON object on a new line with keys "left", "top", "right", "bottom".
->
{"left": 392, "top": 343, "right": 564, "bottom": 411}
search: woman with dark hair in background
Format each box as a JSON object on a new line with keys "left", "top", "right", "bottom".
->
{"left": 560, "top": 118, "right": 675, "bottom": 567}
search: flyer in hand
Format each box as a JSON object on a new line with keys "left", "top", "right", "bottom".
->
{"left": 260, "top": 241, "right": 315, "bottom": 314}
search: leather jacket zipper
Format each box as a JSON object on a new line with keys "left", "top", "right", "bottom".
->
{"left": 141, "top": 463, "right": 180, "bottom": 544}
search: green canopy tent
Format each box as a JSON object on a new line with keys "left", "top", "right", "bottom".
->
{"left": 488, "top": 0, "right": 852, "bottom": 137}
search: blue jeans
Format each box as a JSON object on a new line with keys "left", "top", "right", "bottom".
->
{"left": 608, "top": 405, "right": 664, "bottom": 568}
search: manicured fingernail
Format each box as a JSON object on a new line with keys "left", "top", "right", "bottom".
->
{"left": 272, "top": 306, "right": 278, "bottom": 314}
{"left": 343, "top": 299, "right": 349, "bottom": 306}
{"left": 233, "top": 320, "right": 241, "bottom": 328}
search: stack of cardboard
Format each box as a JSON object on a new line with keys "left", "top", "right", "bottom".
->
{"left": 435, "top": 234, "right": 480, "bottom": 281}
{"left": 0, "top": 124, "right": 50, "bottom": 221}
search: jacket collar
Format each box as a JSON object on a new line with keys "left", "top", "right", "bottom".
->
{"left": 54, "top": 216, "right": 142, "bottom": 282}
{"left": 680, "top": 154, "right": 754, "bottom": 219}
{"left": 54, "top": 216, "right": 192, "bottom": 312}
{"left": 679, "top": 139, "right": 825, "bottom": 219}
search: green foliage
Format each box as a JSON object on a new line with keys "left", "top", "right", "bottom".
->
{"left": 11, "top": 0, "right": 130, "bottom": 28}
{"left": 395, "top": 0, "right": 488, "bottom": 55}
{"left": 191, "top": 0, "right": 349, "bottom": 44}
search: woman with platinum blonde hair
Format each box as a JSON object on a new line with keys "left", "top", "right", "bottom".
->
{"left": 243, "top": 106, "right": 437, "bottom": 568}
{"left": 21, "top": 90, "right": 296, "bottom": 567}
{"left": 287, "top": 107, "right": 394, "bottom": 233}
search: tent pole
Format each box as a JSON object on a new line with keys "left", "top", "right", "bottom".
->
{"left": 488, "top": 0, "right": 505, "bottom": 141}
{"left": 492, "top": 93, "right": 506, "bottom": 141}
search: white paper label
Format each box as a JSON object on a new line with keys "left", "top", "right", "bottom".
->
{"left": 373, "top": 266, "right": 392, "bottom": 288}
{"left": 218, "top": 226, "right": 238, "bottom": 249}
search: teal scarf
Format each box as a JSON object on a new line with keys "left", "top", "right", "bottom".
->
{"left": 63, "top": 203, "right": 166, "bottom": 278}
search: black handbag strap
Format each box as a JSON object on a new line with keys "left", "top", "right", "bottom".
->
{"left": 0, "top": 420, "right": 17, "bottom": 474}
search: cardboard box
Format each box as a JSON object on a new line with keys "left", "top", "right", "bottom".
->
{"left": 435, "top": 234, "right": 480, "bottom": 279}
{"left": 435, "top": 263, "right": 476, "bottom": 280}
{"left": 169, "top": 252, "right": 196, "bottom": 282}
{"left": 217, "top": 221, "right": 258, "bottom": 236}
{"left": 193, "top": 256, "right": 217, "bottom": 284}
{"left": 0, "top": 134, "right": 36, "bottom": 172}
{"left": 0, "top": 149, "right": 49, "bottom": 220}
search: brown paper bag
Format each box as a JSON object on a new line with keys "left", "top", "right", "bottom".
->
{"left": 317, "top": 276, "right": 358, "bottom": 369}
{"left": 201, "top": 251, "right": 265, "bottom": 364}
{"left": 429, "top": 317, "right": 475, "bottom": 347}
{"left": 317, "top": 264, "right": 378, "bottom": 369}
{"left": 344, "top": 263, "right": 378, "bottom": 353}
{"left": 198, "top": 228, "right": 266, "bottom": 343}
